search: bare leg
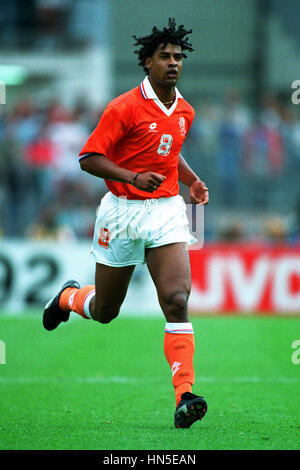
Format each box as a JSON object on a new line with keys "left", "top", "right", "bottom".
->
{"left": 145, "top": 242, "right": 191, "bottom": 322}
{"left": 146, "top": 242, "right": 195, "bottom": 406}
{"left": 90, "top": 263, "right": 135, "bottom": 323}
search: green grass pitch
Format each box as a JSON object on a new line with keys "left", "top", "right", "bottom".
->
{"left": 0, "top": 312, "right": 299, "bottom": 450}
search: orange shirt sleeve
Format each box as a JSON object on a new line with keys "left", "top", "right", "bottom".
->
{"left": 79, "top": 104, "right": 132, "bottom": 160}
{"left": 186, "top": 108, "right": 195, "bottom": 136}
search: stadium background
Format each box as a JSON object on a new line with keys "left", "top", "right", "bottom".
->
{"left": 0, "top": 0, "right": 300, "bottom": 452}
{"left": 1, "top": 0, "right": 300, "bottom": 314}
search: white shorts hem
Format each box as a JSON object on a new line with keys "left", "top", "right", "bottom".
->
{"left": 146, "top": 238, "right": 192, "bottom": 249}
{"left": 91, "top": 254, "right": 145, "bottom": 267}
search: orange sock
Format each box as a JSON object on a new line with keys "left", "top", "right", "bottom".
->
{"left": 59, "top": 285, "right": 95, "bottom": 319}
{"left": 164, "top": 322, "right": 195, "bottom": 406}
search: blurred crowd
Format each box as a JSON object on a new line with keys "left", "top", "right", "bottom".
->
{"left": 0, "top": 97, "right": 106, "bottom": 240}
{"left": 1, "top": 91, "right": 300, "bottom": 244}
{"left": 183, "top": 91, "right": 300, "bottom": 244}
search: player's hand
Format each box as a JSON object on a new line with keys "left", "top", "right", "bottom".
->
{"left": 133, "top": 172, "right": 166, "bottom": 193}
{"left": 190, "top": 179, "right": 209, "bottom": 205}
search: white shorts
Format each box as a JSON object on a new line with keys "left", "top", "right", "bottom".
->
{"left": 91, "top": 192, "right": 197, "bottom": 267}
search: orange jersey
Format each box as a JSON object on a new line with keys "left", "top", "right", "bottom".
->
{"left": 79, "top": 76, "right": 195, "bottom": 199}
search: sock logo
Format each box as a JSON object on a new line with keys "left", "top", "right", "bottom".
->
{"left": 68, "top": 291, "right": 76, "bottom": 309}
{"left": 171, "top": 361, "right": 181, "bottom": 377}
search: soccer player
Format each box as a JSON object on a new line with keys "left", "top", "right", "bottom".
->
{"left": 43, "top": 18, "right": 209, "bottom": 428}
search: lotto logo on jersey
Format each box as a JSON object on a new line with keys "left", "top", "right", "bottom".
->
{"left": 98, "top": 227, "right": 110, "bottom": 249}
{"left": 149, "top": 122, "right": 158, "bottom": 132}
{"left": 179, "top": 117, "right": 186, "bottom": 136}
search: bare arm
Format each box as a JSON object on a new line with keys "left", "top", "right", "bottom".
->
{"left": 80, "top": 153, "right": 166, "bottom": 193}
{"left": 178, "top": 153, "right": 200, "bottom": 186}
{"left": 80, "top": 153, "right": 136, "bottom": 184}
{"left": 178, "top": 153, "right": 209, "bottom": 205}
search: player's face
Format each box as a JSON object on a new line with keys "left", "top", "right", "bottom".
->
{"left": 145, "top": 43, "right": 183, "bottom": 88}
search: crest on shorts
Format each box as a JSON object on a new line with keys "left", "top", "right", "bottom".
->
{"left": 179, "top": 117, "right": 186, "bottom": 136}
{"left": 98, "top": 227, "right": 110, "bottom": 249}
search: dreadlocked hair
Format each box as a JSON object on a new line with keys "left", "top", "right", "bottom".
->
{"left": 132, "top": 17, "right": 194, "bottom": 74}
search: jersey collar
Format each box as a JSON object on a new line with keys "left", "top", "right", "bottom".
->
{"left": 140, "top": 76, "right": 183, "bottom": 117}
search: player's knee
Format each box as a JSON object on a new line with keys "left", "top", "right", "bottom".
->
{"left": 93, "top": 304, "right": 120, "bottom": 324}
{"left": 163, "top": 291, "right": 189, "bottom": 321}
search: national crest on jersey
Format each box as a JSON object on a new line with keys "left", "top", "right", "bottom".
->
{"left": 179, "top": 117, "right": 186, "bottom": 136}
{"left": 79, "top": 76, "right": 195, "bottom": 200}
